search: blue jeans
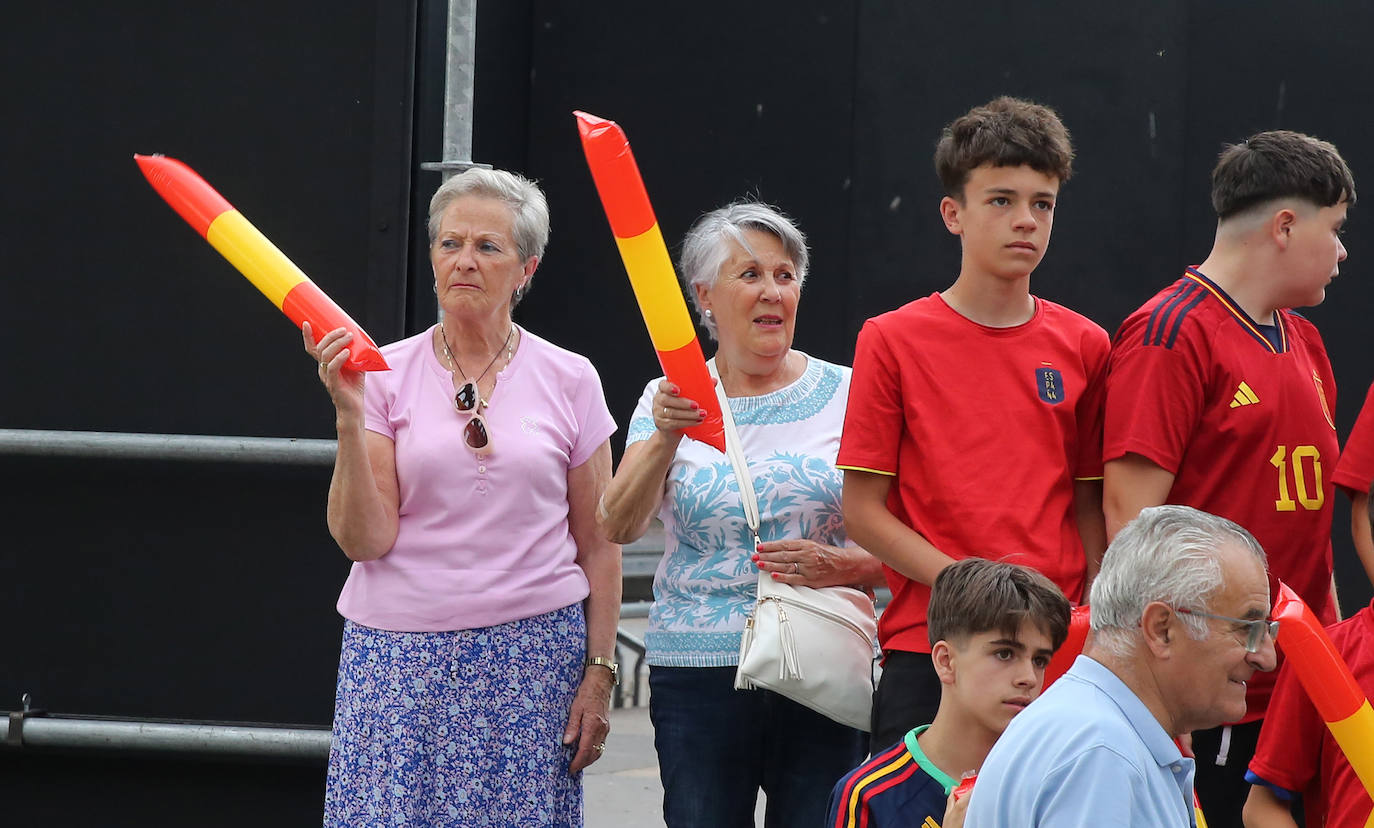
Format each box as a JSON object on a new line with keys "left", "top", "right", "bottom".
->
{"left": 649, "top": 666, "right": 867, "bottom": 828}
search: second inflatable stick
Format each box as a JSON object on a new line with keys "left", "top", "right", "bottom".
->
{"left": 574, "top": 111, "right": 725, "bottom": 453}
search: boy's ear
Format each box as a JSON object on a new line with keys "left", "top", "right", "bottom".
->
{"left": 940, "top": 196, "right": 964, "bottom": 236}
{"left": 1271, "top": 207, "right": 1299, "bottom": 250}
{"left": 932, "top": 639, "right": 958, "bottom": 685}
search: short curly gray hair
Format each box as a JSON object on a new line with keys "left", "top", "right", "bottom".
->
{"left": 428, "top": 168, "right": 550, "bottom": 262}
{"left": 679, "top": 201, "right": 809, "bottom": 340}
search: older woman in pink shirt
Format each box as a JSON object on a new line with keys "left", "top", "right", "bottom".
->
{"left": 305, "top": 168, "right": 620, "bottom": 827}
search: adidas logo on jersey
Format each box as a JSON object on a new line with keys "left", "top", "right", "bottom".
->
{"left": 1230, "top": 382, "right": 1260, "bottom": 408}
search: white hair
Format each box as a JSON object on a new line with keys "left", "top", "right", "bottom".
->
{"left": 679, "top": 201, "right": 809, "bottom": 340}
{"left": 1090, "top": 505, "right": 1267, "bottom": 658}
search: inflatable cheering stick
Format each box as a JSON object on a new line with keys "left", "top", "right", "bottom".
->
{"left": 1043, "top": 604, "right": 1091, "bottom": 689}
{"left": 574, "top": 112, "right": 725, "bottom": 452}
{"left": 134, "top": 154, "right": 389, "bottom": 372}
{"left": 1273, "top": 582, "right": 1374, "bottom": 802}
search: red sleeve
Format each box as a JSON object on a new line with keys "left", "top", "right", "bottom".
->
{"left": 1248, "top": 659, "right": 1322, "bottom": 793}
{"left": 837, "top": 319, "right": 903, "bottom": 475}
{"left": 1074, "top": 327, "right": 1111, "bottom": 479}
{"left": 1335, "top": 382, "right": 1374, "bottom": 496}
{"left": 1103, "top": 316, "right": 1208, "bottom": 472}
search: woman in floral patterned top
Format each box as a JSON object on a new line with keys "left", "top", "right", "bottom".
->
{"left": 599, "top": 201, "right": 883, "bottom": 827}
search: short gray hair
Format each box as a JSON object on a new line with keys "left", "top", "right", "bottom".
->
{"left": 1090, "top": 505, "right": 1267, "bottom": 658}
{"left": 427, "top": 168, "right": 550, "bottom": 264}
{"left": 679, "top": 201, "right": 809, "bottom": 340}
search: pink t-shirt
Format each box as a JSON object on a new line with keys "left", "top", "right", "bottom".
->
{"left": 335, "top": 324, "right": 617, "bottom": 632}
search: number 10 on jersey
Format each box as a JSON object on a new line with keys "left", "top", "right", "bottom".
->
{"left": 1270, "top": 445, "right": 1324, "bottom": 512}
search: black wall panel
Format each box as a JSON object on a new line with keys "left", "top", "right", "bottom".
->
{"left": 5, "top": 1, "right": 1374, "bottom": 823}
{"left": 2, "top": 1, "right": 417, "bottom": 721}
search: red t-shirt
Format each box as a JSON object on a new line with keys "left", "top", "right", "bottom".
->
{"left": 1248, "top": 601, "right": 1374, "bottom": 828}
{"left": 837, "top": 293, "right": 1109, "bottom": 653}
{"left": 1334, "top": 382, "right": 1374, "bottom": 497}
{"left": 1105, "top": 268, "right": 1340, "bottom": 721}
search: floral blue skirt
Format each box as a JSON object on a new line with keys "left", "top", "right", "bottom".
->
{"left": 324, "top": 603, "right": 586, "bottom": 827}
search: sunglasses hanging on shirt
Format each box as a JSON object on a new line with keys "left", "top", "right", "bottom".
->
{"left": 439, "top": 321, "right": 512, "bottom": 457}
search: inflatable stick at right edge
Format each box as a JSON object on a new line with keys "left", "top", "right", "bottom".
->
{"left": 1273, "top": 581, "right": 1374, "bottom": 802}
{"left": 574, "top": 111, "right": 725, "bottom": 452}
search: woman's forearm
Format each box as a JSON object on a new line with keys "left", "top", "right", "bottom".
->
{"left": 569, "top": 442, "right": 622, "bottom": 663}
{"left": 326, "top": 416, "right": 399, "bottom": 561}
{"left": 598, "top": 432, "right": 679, "bottom": 543}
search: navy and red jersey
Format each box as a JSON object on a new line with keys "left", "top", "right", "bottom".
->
{"left": 1334, "top": 382, "right": 1374, "bottom": 497}
{"left": 826, "top": 726, "right": 955, "bottom": 828}
{"left": 1247, "top": 601, "right": 1374, "bottom": 827}
{"left": 1105, "top": 267, "right": 1339, "bottom": 721}
{"left": 838, "top": 293, "right": 1109, "bottom": 654}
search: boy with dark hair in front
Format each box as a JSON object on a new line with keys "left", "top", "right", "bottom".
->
{"left": 825, "top": 558, "right": 1070, "bottom": 828}
{"left": 838, "top": 96, "right": 1110, "bottom": 750}
{"left": 1103, "top": 129, "right": 1356, "bottom": 826}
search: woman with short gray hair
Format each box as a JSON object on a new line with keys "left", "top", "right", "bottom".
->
{"left": 305, "top": 167, "right": 620, "bottom": 826}
{"left": 599, "top": 200, "right": 882, "bottom": 826}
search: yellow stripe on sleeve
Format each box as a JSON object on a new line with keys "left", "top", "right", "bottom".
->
{"left": 845, "top": 752, "right": 914, "bottom": 826}
{"left": 835, "top": 465, "right": 897, "bottom": 477}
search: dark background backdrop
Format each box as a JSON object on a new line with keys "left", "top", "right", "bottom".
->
{"left": 4, "top": 1, "right": 1371, "bottom": 822}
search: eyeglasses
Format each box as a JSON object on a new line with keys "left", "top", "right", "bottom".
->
{"left": 453, "top": 379, "right": 492, "bottom": 455}
{"left": 1175, "top": 607, "right": 1279, "bottom": 653}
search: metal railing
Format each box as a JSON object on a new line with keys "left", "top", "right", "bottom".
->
{"left": 0, "top": 428, "right": 336, "bottom": 466}
{"left": 0, "top": 428, "right": 719, "bottom": 762}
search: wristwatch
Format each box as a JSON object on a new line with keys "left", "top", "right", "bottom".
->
{"left": 585, "top": 656, "right": 619, "bottom": 686}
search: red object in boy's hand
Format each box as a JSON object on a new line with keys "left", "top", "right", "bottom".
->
{"left": 952, "top": 772, "right": 977, "bottom": 801}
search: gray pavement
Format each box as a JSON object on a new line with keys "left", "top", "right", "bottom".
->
{"left": 585, "top": 618, "right": 766, "bottom": 827}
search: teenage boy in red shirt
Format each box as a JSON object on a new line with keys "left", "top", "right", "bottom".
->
{"left": 1335, "top": 382, "right": 1374, "bottom": 588}
{"left": 838, "top": 97, "right": 1109, "bottom": 751}
{"left": 1103, "top": 130, "right": 1356, "bottom": 827}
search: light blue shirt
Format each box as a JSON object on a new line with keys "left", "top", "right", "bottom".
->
{"left": 966, "top": 655, "right": 1197, "bottom": 828}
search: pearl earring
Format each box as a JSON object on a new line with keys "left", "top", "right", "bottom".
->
{"left": 704, "top": 309, "right": 713, "bottom": 319}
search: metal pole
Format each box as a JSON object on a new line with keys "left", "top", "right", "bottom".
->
{"left": 0, "top": 429, "right": 336, "bottom": 466}
{"left": 1, "top": 716, "right": 330, "bottom": 763}
{"left": 419, "top": 0, "right": 484, "bottom": 182}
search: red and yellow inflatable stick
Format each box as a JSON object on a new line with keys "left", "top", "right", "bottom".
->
{"left": 574, "top": 111, "right": 725, "bottom": 453}
{"left": 134, "top": 154, "right": 388, "bottom": 372}
{"left": 1273, "top": 581, "right": 1374, "bottom": 803}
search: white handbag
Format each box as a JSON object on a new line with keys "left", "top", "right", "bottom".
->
{"left": 714, "top": 371, "right": 881, "bottom": 732}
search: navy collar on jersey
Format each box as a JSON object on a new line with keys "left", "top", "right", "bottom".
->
{"left": 1184, "top": 267, "right": 1288, "bottom": 354}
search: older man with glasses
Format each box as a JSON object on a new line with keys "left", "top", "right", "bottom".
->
{"left": 966, "top": 505, "right": 1278, "bottom": 827}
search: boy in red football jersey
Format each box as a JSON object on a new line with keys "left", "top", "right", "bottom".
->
{"left": 838, "top": 96, "right": 1109, "bottom": 751}
{"left": 1103, "top": 130, "right": 1356, "bottom": 827}
{"left": 1242, "top": 583, "right": 1374, "bottom": 828}
{"left": 1334, "top": 382, "right": 1374, "bottom": 587}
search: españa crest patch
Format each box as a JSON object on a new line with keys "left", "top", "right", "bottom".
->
{"left": 1036, "top": 366, "right": 1065, "bottom": 405}
{"left": 1313, "top": 371, "right": 1336, "bottom": 430}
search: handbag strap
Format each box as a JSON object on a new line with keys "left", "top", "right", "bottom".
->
{"left": 710, "top": 362, "right": 761, "bottom": 547}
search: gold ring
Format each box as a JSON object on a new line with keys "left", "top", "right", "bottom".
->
{"left": 594, "top": 742, "right": 606, "bottom": 753}
{"left": 792, "top": 562, "right": 800, "bottom": 575}
{"left": 319, "top": 361, "right": 327, "bottom": 370}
